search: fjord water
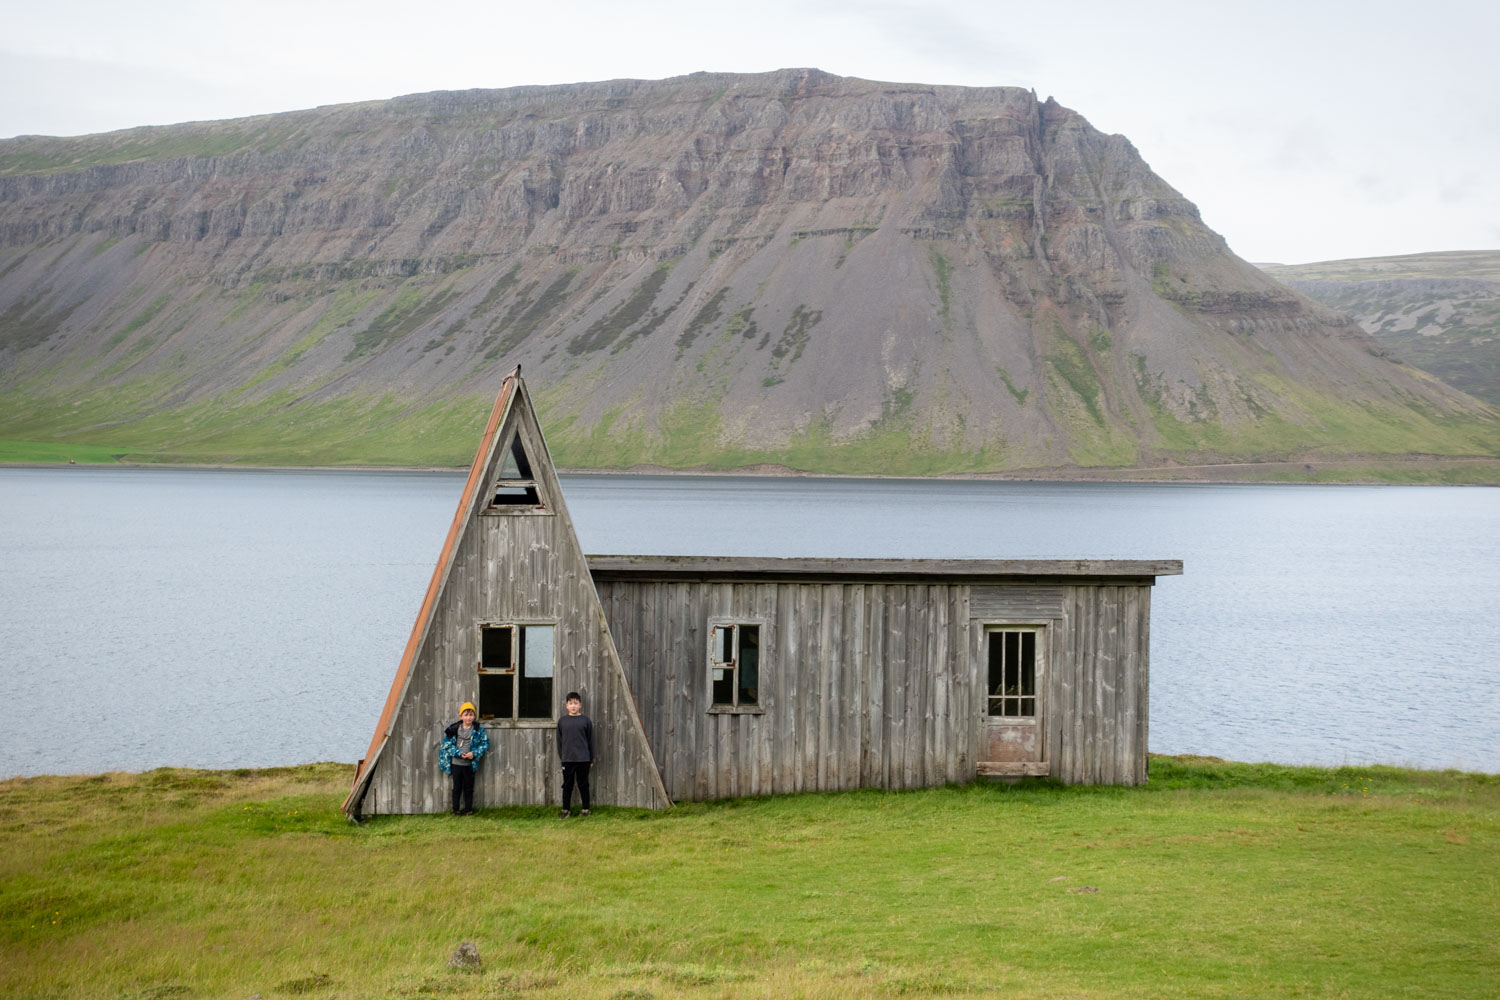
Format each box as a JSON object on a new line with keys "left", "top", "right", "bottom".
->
{"left": 1, "top": 467, "right": 1496, "bottom": 778}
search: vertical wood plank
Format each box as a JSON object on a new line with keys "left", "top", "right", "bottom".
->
{"left": 867, "top": 587, "right": 886, "bottom": 789}
{"left": 846, "top": 584, "right": 865, "bottom": 790}
{"left": 1119, "top": 585, "right": 1141, "bottom": 785}
{"left": 930, "top": 585, "right": 949, "bottom": 786}
{"left": 801, "top": 586, "right": 821, "bottom": 792}
{"left": 777, "top": 583, "right": 797, "bottom": 795}
{"left": 1140, "top": 586, "right": 1152, "bottom": 785}
{"left": 818, "top": 584, "right": 837, "bottom": 790}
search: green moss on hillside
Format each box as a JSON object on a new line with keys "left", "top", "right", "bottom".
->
{"left": 566, "top": 263, "right": 673, "bottom": 355}
{"left": 346, "top": 283, "right": 463, "bottom": 360}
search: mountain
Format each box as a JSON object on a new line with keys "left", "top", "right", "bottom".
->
{"left": 1259, "top": 251, "right": 1500, "bottom": 408}
{"left": 2, "top": 69, "right": 1497, "bottom": 478}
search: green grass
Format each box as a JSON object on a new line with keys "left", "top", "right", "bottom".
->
{"left": 995, "top": 367, "right": 1028, "bottom": 405}
{"left": 544, "top": 397, "right": 1008, "bottom": 476}
{"left": 0, "top": 757, "right": 1495, "bottom": 999}
{"left": 0, "top": 387, "right": 492, "bottom": 467}
{"left": 0, "top": 439, "right": 129, "bottom": 463}
{"left": 930, "top": 248, "right": 953, "bottom": 326}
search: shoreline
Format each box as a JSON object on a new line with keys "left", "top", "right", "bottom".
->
{"left": 3, "top": 453, "right": 1499, "bottom": 485}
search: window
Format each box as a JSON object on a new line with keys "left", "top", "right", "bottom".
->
{"left": 709, "top": 622, "right": 760, "bottom": 710}
{"left": 487, "top": 435, "right": 544, "bottom": 509}
{"left": 477, "top": 623, "right": 555, "bottom": 720}
{"left": 987, "top": 628, "right": 1037, "bottom": 717}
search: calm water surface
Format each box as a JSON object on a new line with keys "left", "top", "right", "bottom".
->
{"left": 1, "top": 467, "right": 1496, "bottom": 777}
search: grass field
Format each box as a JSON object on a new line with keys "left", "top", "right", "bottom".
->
{"left": 2, "top": 757, "right": 1496, "bottom": 999}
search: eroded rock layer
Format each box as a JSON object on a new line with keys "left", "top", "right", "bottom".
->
{"left": 1, "top": 69, "right": 1495, "bottom": 471}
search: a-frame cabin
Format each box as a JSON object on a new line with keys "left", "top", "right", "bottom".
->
{"left": 346, "top": 370, "right": 1182, "bottom": 819}
{"left": 345, "top": 369, "right": 670, "bottom": 818}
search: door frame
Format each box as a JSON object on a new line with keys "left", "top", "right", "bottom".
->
{"left": 975, "top": 621, "right": 1050, "bottom": 777}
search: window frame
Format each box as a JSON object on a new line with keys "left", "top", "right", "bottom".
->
{"left": 475, "top": 619, "right": 558, "bottom": 728}
{"left": 983, "top": 624, "right": 1044, "bottom": 721}
{"left": 706, "top": 617, "right": 766, "bottom": 715}
{"left": 480, "top": 432, "right": 554, "bottom": 517}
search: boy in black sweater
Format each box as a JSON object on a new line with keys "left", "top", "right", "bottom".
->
{"left": 557, "top": 691, "right": 594, "bottom": 817}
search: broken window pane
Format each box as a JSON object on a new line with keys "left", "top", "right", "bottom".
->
{"left": 482, "top": 626, "right": 514, "bottom": 672}
{"left": 491, "top": 484, "right": 541, "bottom": 505}
{"left": 711, "top": 621, "right": 764, "bottom": 709}
{"left": 738, "top": 625, "right": 759, "bottom": 706}
{"left": 479, "top": 672, "right": 513, "bottom": 720}
{"left": 712, "top": 667, "right": 735, "bottom": 706}
{"left": 987, "top": 631, "right": 1005, "bottom": 713}
{"left": 490, "top": 437, "right": 542, "bottom": 507}
{"left": 499, "top": 436, "right": 533, "bottom": 480}
{"left": 518, "top": 671, "right": 552, "bottom": 719}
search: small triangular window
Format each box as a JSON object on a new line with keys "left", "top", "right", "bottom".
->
{"left": 490, "top": 434, "right": 543, "bottom": 508}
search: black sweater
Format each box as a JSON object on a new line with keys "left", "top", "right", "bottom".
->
{"left": 557, "top": 713, "right": 594, "bottom": 763}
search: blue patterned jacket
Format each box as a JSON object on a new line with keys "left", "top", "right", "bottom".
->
{"left": 439, "top": 720, "right": 490, "bottom": 774}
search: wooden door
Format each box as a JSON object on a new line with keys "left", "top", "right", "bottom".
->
{"left": 979, "top": 626, "right": 1048, "bottom": 777}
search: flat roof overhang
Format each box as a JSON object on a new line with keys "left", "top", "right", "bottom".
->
{"left": 586, "top": 555, "right": 1183, "bottom": 586}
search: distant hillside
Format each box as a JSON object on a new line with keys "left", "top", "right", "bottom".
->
{"left": 1259, "top": 251, "right": 1500, "bottom": 408}
{"left": 1, "top": 69, "right": 1497, "bottom": 478}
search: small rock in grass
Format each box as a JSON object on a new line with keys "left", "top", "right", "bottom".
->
{"left": 448, "top": 940, "right": 482, "bottom": 970}
{"left": 1068, "top": 885, "right": 1099, "bottom": 893}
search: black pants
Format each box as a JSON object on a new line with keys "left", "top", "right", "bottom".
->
{"left": 451, "top": 764, "right": 474, "bottom": 813}
{"left": 561, "top": 762, "right": 590, "bottom": 811}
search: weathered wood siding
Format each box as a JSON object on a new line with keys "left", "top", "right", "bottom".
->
{"left": 1047, "top": 584, "right": 1151, "bottom": 785}
{"left": 597, "top": 580, "right": 973, "bottom": 800}
{"left": 598, "top": 577, "right": 1153, "bottom": 799}
{"left": 362, "top": 390, "right": 667, "bottom": 815}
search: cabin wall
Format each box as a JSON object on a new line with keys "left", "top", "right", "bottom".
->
{"left": 597, "top": 579, "right": 973, "bottom": 800}
{"left": 597, "top": 578, "right": 1153, "bottom": 800}
{"left": 1049, "top": 585, "right": 1151, "bottom": 785}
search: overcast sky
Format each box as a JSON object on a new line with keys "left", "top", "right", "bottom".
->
{"left": 1, "top": 0, "right": 1494, "bottom": 264}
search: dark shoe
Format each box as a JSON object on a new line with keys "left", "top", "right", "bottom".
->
{"left": 559, "top": 809, "right": 570, "bottom": 819}
{"left": 580, "top": 809, "right": 590, "bottom": 817}
{"left": 461, "top": 809, "right": 474, "bottom": 816}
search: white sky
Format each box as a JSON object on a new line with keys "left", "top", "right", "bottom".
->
{"left": 1, "top": 0, "right": 1495, "bottom": 264}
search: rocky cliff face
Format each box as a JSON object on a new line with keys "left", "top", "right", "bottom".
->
{"left": 1, "top": 69, "right": 1495, "bottom": 471}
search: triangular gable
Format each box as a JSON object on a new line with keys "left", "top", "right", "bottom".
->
{"left": 344, "top": 369, "right": 670, "bottom": 817}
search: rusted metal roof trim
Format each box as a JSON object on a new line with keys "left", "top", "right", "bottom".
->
{"left": 342, "top": 368, "right": 520, "bottom": 820}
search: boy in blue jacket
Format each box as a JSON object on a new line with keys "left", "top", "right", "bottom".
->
{"left": 439, "top": 701, "right": 489, "bottom": 815}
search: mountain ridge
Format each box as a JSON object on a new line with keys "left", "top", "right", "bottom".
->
{"left": 1, "top": 69, "right": 1496, "bottom": 477}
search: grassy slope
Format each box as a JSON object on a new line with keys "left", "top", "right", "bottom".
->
{"left": 1260, "top": 251, "right": 1500, "bottom": 408}
{"left": 2, "top": 758, "right": 1496, "bottom": 999}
